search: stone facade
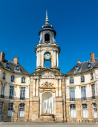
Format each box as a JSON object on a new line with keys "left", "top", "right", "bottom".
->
{"left": 0, "top": 13, "right": 98, "bottom": 123}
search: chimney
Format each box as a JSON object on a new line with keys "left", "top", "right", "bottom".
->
{"left": 14, "top": 57, "right": 18, "bottom": 64}
{"left": 77, "top": 60, "right": 81, "bottom": 63}
{"left": 0, "top": 51, "right": 5, "bottom": 61}
{"left": 90, "top": 52, "right": 95, "bottom": 62}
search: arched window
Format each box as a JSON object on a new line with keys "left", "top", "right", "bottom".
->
{"left": 82, "top": 104, "right": 88, "bottom": 118}
{"left": 19, "top": 103, "right": 25, "bottom": 117}
{"left": 8, "top": 103, "right": 13, "bottom": 117}
{"left": 93, "top": 103, "right": 97, "bottom": 118}
{"left": 15, "top": 65, "right": 20, "bottom": 71}
{"left": 44, "top": 61, "right": 51, "bottom": 67}
{"left": 45, "top": 34, "right": 50, "bottom": 43}
{"left": 70, "top": 104, "right": 76, "bottom": 118}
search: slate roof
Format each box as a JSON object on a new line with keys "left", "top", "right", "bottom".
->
{"left": 66, "top": 58, "right": 98, "bottom": 75}
{"left": 38, "top": 23, "right": 56, "bottom": 36}
{"left": 0, "top": 59, "right": 29, "bottom": 75}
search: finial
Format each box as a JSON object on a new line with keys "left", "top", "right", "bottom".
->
{"left": 45, "top": 10, "right": 49, "bottom": 23}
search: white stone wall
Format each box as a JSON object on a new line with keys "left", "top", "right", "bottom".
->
{"left": 0, "top": 68, "right": 30, "bottom": 99}
{"left": 66, "top": 70, "right": 96, "bottom": 100}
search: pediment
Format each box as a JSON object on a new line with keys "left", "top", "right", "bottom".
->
{"left": 41, "top": 71, "right": 55, "bottom": 78}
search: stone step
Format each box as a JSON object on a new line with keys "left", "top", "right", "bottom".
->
{"left": 36, "top": 114, "right": 55, "bottom": 121}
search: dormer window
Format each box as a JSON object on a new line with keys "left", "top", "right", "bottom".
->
{"left": 88, "top": 63, "right": 91, "bottom": 68}
{"left": 75, "top": 65, "right": 80, "bottom": 71}
{"left": 15, "top": 65, "right": 20, "bottom": 71}
{"left": 6, "top": 63, "right": 9, "bottom": 69}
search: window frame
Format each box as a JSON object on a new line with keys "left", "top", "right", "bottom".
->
{"left": 81, "top": 76, "right": 85, "bottom": 82}
{"left": 20, "top": 87, "right": 25, "bottom": 100}
{"left": 70, "top": 77, "right": 74, "bottom": 84}
{"left": 21, "top": 77, "right": 26, "bottom": 83}
{"left": 1, "top": 84, "right": 5, "bottom": 98}
{"left": 69, "top": 87, "right": 75, "bottom": 101}
{"left": 11, "top": 75, "right": 15, "bottom": 82}
{"left": 8, "top": 103, "right": 13, "bottom": 117}
{"left": 91, "top": 73, "right": 93, "bottom": 80}
{"left": 19, "top": 103, "right": 25, "bottom": 117}
{"left": 82, "top": 104, "right": 88, "bottom": 118}
{"left": 70, "top": 104, "right": 76, "bottom": 118}
{"left": 2, "top": 72, "right": 5, "bottom": 80}
{"left": 9, "top": 86, "right": 14, "bottom": 99}
{"left": 92, "top": 84, "right": 95, "bottom": 99}
{"left": 81, "top": 86, "right": 86, "bottom": 100}
{"left": 93, "top": 103, "right": 97, "bottom": 118}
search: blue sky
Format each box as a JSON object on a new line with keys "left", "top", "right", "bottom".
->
{"left": 0, "top": 0, "right": 98, "bottom": 74}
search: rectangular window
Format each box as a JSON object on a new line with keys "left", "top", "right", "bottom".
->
{"left": 2, "top": 73, "right": 5, "bottom": 80}
{"left": 70, "top": 104, "right": 76, "bottom": 118}
{"left": 91, "top": 73, "right": 93, "bottom": 80}
{"left": 70, "top": 87, "right": 75, "bottom": 101}
{"left": 20, "top": 87, "right": 25, "bottom": 100}
{"left": 8, "top": 103, "right": 13, "bottom": 117}
{"left": 92, "top": 84, "right": 95, "bottom": 99}
{"left": 9, "top": 86, "right": 14, "bottom": 99}
{"left": 21, "top": 77, "right": 25, "bottom": 83}
{"left": 93, "top": 103, "right": 97, "bottom": 118}
{"left": 81, "top": 76, "right": 85, "bottom": 82}
{"left": 81, "top": 86, "right": 86, "bottom": 100}
{"left": 70, "top": 77, "right": 74, "bottom": 84}
{"left": 11, "top": 76, "right": 14, "bottom": 82}
{"left": 1, "top": 84, "right": 5, "bottom": 98}
{"left": 0, "top": 102, "right": 3, "bottom": 120}
{"left": 82, "top": 104, "right": 88, "bottom": 118}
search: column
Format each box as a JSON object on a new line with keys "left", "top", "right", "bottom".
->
{"left": 42, "top": 51, "right": 44, "bottom": 67}
{"left": 37, "top": 52, "right": 38, "bottom": 67}
{"left": 53, "top": 50, "right": 56, "bottom": 67}
{"left": 33, "top": 79, "right": 35, "bottom": 96}
{"left": 36, "top": 79, "right": 39, "bottom": 96}
{"left": 57, "top": 52, "right": 59, "bottom": 67}
{"left": 56, "top": 79, "right": 58, "bottom": 96}
{"left": 59, "top": 79, "right": 62, "bottom": 96}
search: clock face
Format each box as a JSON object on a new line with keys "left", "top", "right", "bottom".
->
{"left": 44, "top": 52, "right": 51, "bottom": 59}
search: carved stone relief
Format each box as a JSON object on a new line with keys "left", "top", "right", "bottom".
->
{"left": 42, "top": 71, "right": 55, "bottom": 78}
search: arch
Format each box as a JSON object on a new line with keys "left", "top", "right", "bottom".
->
{"left": 42, "top": 92, "right": 53, "bottom": 114}
{"left": 45, "top": 34, "right": 50, "bottom": 43}
{"left": 70, "top": 104, "right": 76, "bottom": 118}
{"left": 19, "top": 103, "right": 25, "bottom": 117}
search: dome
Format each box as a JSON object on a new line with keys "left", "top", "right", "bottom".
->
{"left": 38, "top": 11, "right": 56, "bottom": 36}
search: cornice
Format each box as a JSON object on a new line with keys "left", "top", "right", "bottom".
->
{"left": 35, "top": 43, "right": 61, "bottom": 53}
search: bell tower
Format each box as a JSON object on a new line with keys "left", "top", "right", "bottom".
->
{"left": 35, "top": 11, "right": 60, "bottom": 71}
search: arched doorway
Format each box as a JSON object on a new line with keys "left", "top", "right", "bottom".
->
{"left": 42, "top": 92, "right": 53, "bottom": 114}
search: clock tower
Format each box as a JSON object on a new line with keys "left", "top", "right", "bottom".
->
{"left": 35, "top": 11, "right": 60, "bottom": 71}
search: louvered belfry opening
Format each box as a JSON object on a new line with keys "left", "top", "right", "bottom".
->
{"left": 45, "top": 34, "right": 50, "bottom": 43}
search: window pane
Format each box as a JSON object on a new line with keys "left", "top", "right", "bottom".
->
{"left": 8, "top": 110, "right": 12, "bottom": 117}
{"left": 82, "top": 104, "right": 88, "bottom": 118}
{"left": 70, "top": 104, "right": 76, "bottom": 118}
{"left": 81, "top": 86, "right": 86, "bottom": 100}
{"left": 92, "top": 84, "right": 95, "bottom": 98}
{"left": 70, "top": 87, "right": 75, "bottom": 100}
